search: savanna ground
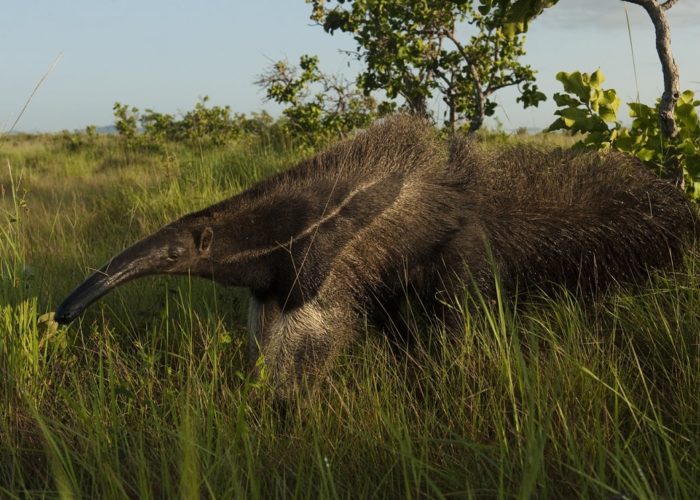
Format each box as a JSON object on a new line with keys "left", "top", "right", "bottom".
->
{"left": 1, "top": 130, "right": 699, "bottom": 498}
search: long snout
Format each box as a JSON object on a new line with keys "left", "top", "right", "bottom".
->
{"left": 54, "top": 239, "right": 162, "bottom": 325}
{"left": 54, "top": 270, "right": 114, "bottom": 324}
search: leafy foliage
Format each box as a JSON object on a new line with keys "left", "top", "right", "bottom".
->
{"left": 549, "top": 69, "right": 700, "bottom": 199}
{"left": 113, "top": 102, "right": 140, "bottom": 144}
{"left": 307, "top": 0, "right": 554, "bottom": 131}
{"left": 175, "top": 97, "right": 241, "bottom": 147}
{"left": 113, "top": 97, "right": 273, "bottom": 150}
{"left": 482, "top": 0, "right": 561, "bottom": 36}
{"left": 256, "top": 55, "right": 380, "bottom": 147}
{"left": 60, "top": 125, "right": 98, "bottom": 152}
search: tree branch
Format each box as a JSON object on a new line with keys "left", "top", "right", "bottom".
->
{"left": 660, "top": 0, "right": 680, "bottom": 10}
{"left": 622, "top": 0, "right": 679, "bottom": 11}
{"left": 432, "top": 66, "right": 460, "bottom": 131}
{"left": 442, "top": 30, "right": 486, "bottom": 133}
{"left": 485, "top": 76, "right": 527, "bottom": 96}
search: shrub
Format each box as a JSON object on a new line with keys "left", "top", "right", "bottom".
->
{"left": 548, "top": 69, "right": 700, "bottom": 199}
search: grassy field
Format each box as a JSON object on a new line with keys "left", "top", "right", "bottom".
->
{"left": 1, "top": 131, "right": 699, "bottom": 498}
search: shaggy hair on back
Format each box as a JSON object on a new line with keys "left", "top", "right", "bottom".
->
{"left": 447, "top": 138, "right": 696, "bottom": 298}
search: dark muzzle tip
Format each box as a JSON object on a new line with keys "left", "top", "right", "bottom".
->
{"left": 53, "top": 315, "right": 70, "bottom": 325}
{"left": 53, "top": 308, "right": 77, "bottom": 325}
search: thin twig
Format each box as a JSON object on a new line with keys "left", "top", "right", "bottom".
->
{"left": 5, "top": 52, "right": 63, "bottom": 135}
{"left": 624, "top": 3, "right": 641, "bottom": 103}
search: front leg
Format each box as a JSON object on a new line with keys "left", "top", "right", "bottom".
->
{"left": 257, "top": 299, "right": 357, "bottom": 400}
{"left": 246, "top": 295, "right": 281, "bottom": 372}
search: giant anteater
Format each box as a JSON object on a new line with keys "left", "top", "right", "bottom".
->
{"left": 54, "top": 115, "right": 698, "bottom": 397}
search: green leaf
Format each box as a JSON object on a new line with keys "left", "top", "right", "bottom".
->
{"left": 675, "top": 102, "right": 700, "bottom": 136}
{"left": 600, "top": 89, "right": 620, "bottom": 110}
{"left": 556, "top": 71, "right": 591, "bottom": 102}
{"left": 590, "top": 68, "right": 604, "bottom": 88}
{"left": 678, "top": 90, "right": 695, "bottom": 105}
{"left": 558, "top": 106, "right": 589, "bottom": 121}
{"left": 677, "top": 138, "right": 698, "bottom": 155}
{"left": 598, "top": 105, "right": 618, "bottom": 123}
{"left": 690, "top": 182, "right": 700, "bottom": 200}
{"left": 547, "top": 117, "right": 567, "bottom": 132}
{"left": 685, "top": 154, "right": 700, "bottom": 177}
{"left": 553, "top": 93, "right": 580, "bottom": 107}
{"left": 628, "top": 102, "right": 654, "bottom": 120}
{"left": 636, "top": 148, "right": 657, "bottom": 162}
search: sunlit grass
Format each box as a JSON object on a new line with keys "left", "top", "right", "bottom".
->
{"left": 0, "top": 133, "right": 698, "bottom": 498}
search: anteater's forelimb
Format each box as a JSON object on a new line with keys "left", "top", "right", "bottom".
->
{"left": 248, "top": 294, "right": 359, "bottom": 399}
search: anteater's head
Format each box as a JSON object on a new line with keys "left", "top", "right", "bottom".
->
{"left": 54, "top": 218, "right": 215, "bottom": 325}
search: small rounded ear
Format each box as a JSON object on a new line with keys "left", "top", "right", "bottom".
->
{"left": 199, "top": 227, "right": 214, "bottom": 253}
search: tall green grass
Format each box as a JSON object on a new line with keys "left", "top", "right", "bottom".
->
{"left": 0, "top": 134, "right": 698, "bottom": 498}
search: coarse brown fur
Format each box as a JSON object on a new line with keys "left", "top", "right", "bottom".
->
{"left": 54, "top": 115, "right": 698, "bottom": 399}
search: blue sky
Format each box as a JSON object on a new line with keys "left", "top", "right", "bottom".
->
{"left": 3, "top": 0, "right": 699, "bottom": 132}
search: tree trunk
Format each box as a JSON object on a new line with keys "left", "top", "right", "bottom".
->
{"left": 468, "top": 79, "right": 486, "bottom": 133}
{"left": 622, "top": 0, "right": 682, "bottom": 184}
